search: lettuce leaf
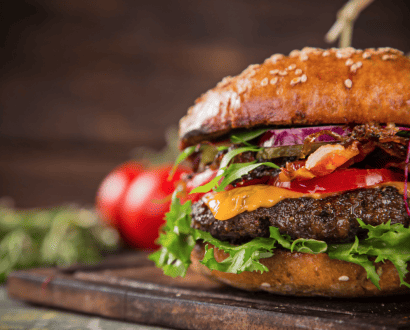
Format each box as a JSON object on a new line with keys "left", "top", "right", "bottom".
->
{"left": 328, "top": 219, "right": 410, "bottom": 289}
{"left": 215, "top": 162, "right": 279, "bottom": 192}
{"left": 230, "top": 129, "right": 269, "bottom": 145}
{"left": 148, "top": 193, "right": 195, "bottom": 277}
{"left": 190, "top": 161, "right": 280, "bottom": 194}
{"left": 189, "top": 173, "right": 224, "bottom": 194}
{"left": 150, "top": 197, "right": 410, "bottom": 289}
{"left": 397, "top": 130, "right": 410, "bottom": 138}
{"left": 195, "top": 229, "right": 275, "bottom": 273}
{"left": 219, "top": 147, "right": 261, "bottom": 169}
{"left": 169, "top": 145, "right": 197, "bottom": 180}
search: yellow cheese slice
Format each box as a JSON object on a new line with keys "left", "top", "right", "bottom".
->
{"left": 204, "top": 182, "right": 407, "bottom": 221}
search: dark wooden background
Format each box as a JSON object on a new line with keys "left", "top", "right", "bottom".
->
{"left": 1, "top": 0, "right": 410, "bottom": 208}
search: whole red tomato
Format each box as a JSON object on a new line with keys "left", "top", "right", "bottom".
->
{"left": 119, "top": 164, "right": 188, "bottom": 250}
{"left": 96, "top": 162, "right": 144, "bottom": 227}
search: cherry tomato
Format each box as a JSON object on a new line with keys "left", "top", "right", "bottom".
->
{"left": 273, "top": 169, "right": 404, "bottom": 194}
{"left": 119, "top": 164, "right": 188, "bottom": 250}
{"left": 96, "top": 162, "right": 144, "bottom": 227}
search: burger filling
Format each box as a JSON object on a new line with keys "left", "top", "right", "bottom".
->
{"left": 150, "top": 123, "right": 410, "bottom": 290}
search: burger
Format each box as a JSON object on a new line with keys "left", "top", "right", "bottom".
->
{"left": 150, "top": 47, "right": 410, "bottom": 297}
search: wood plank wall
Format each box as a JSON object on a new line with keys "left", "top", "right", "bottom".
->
{"left": 1, "top": 0, "right": 409, "bottom": 207}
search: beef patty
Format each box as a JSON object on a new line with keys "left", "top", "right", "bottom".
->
{"left": 191, "top": 185, "right": 410, "bottom": 245}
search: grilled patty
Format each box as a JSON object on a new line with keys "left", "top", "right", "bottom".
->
{"left": 191, "top": 185, "right": 410, "bottom": 245}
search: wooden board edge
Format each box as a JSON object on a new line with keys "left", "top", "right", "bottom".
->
{"left": 7, "top": 270, "right": 126, "bottom": 319}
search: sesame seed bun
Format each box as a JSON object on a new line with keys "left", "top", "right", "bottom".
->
{"left": 179, "top": 47, "right": 410, "bottom": 149}
{"left": 191, "top": 242, "right": 410, "bottom": 297}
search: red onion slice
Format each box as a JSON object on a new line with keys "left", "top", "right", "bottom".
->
{"left": 259, "top": 125, "right": 351, "bottom": 148}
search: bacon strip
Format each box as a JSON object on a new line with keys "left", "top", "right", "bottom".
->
{"left": 279, "top": 142, "right": 360, "bottom": 182}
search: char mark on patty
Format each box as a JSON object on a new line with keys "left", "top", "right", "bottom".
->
{"left": 191, "top": 186, "right": 410, "bottom": 245}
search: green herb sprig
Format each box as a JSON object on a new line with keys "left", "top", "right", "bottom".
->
{"left": 0, "top": 204, "right": 120, "bottom": 282}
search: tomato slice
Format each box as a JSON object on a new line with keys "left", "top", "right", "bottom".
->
{"left": 273, "top": 169, "right": 404, "bottom": 194}
{"left": 184, "top": 167, "right": 403, "bottom": 200}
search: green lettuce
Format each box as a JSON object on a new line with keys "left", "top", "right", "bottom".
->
{"left": 215, "top": 162, "right": 280, "bottom": 192}
{"left": 169, "top": 145, "right": 197, "bottom": 179}
{"left": 327, "top": 219, "right": 410, "bottom": 289}
{"left": 189, "top": 159, "right": 280, "bottom": 195}
{"left": 148, "top": 193, "right": 195, "bottom": 277}
{"left": 150, "top": 197, "right": 410, "bottom": 289}
{"left": 230, "top": 129, "right": 269, "bottom": 145}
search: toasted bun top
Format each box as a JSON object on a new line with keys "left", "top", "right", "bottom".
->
{"left": 179, "top": 47, "right": 410, "bottom": 149}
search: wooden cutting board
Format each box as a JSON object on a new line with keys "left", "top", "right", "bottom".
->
{"left": 7, "top": 252, "right": 410, "bottom": 330}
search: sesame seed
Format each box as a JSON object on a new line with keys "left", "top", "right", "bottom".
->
{"left": 270, "top": 77, "right": 278, "bottom": 85}
{"left": 389, "top": 48, "right": 402, "bottom": 54}
{"left": 322, "top": 50, "right": 330, "bottom": 57}
{"left": 290, "top": 77, "right": 301, "bottom": 86}
{"left": 344, "top": 79, "right": 352, "bottom": 89}
{"left": 217, "top": 76, "right": 232, "bottom": 87}
{"left": 289, "top": 49, "right": 301, "bottom": 58}
{"left": 350, "top": 64, "right": 358, "bottom": 73}
{"left": 345, "top": 59, "right": 354, "bottom": 66}
{"left": 338, "top": 276, "right": 349, "bottom": 282}
{"left": 261, "top": 77, "right": 269, "bottom": 86}
{"left": 276, "top": 87, "right": 283, "bottom": 95}
{"left": 390, "top": 48, "right": 404, "bottom": 55}
{"left": 301, "top": 47, "right": 316, "bottom": 54}
{"left": 245, "top": 64, "right": 259, "bottom": 72}
{"left": 300, "top": 74, "right": 307, "bottom": 83}
{"left": 362, "top": 52, "right": 371, "bottom": 59}
{"left": 300, "top": 54, "right": 308, "bottom": 61}
{"left": 382, "top": 54, "right": 397, "bottom": 60}
{"left": 310, "top": 48, "right": 323, "bottom": 55}
{"left": 237, "top": 84, "right": 247, "bottom": 94}
{"left": 288, "top": 64, "right": 296, "bottom": 70}
{"left": 267, "top": 54, "right": 284, "bottom": 63}
{"left": 278, "top": 70, "right": 288, "bottom": 76}
{"left": 261, "top": 282, "right": 271, "bottom": 288}
{"left": 336, "top": 48, "right": 356, "bottom": 59}
{"left": 377, "top": 47, "right": 391, "bottom": 53}
{"left": 269, "top": 69, "right": 279, "bottom": 75}
{"left": 356, "top": 61, "right": 362, "bottom": 68}
{"left": 295, "top": 69, "right": 302, "bottom": 75}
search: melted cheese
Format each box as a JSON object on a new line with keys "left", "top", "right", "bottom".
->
{"left": 204, "top": 182, "right": 408, "bottom": 221}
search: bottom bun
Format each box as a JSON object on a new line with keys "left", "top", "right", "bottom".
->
{"left": 191, "top": 242, "right": 410, "bottom": 297}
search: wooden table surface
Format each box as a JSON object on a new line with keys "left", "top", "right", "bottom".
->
{"left": 0, "top": 285, "right": 173, "bottom": 330}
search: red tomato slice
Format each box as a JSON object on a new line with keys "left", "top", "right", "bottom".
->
{"left": 273, "top": 169, "right": 404, "bottom": 194}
